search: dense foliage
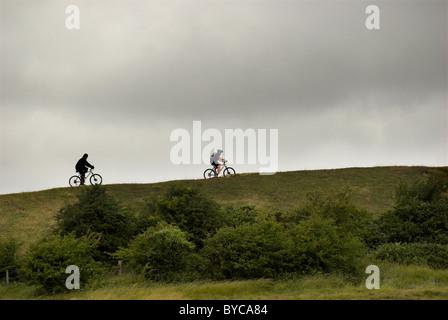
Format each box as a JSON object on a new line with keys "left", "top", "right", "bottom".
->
{"left": 372, "top": 243, "right": 448, "bottom": 269}
{"left": 113, "top": 222, "right": 196, "bottom": 280}
{"left": 14, "top": 170, "right": 448, "bottom": 294}
{"left": 0, "top": 238, "right": 20, "bottom": 280}
{"left": 202, "top": 220, "right": 292, "bottom": 279}
{"left": 20, "top": 234, "right": 102, "bottom": 294}
{"left": 55, "top": 185, "right": 132, "bottom": 261}
{"left": 150, "top": 185, "right": 227, "bottom": 248}
{"left": 290, "top": 214, "right": 364, "bottom": 275}
{"left": 376, "top": 174, "right": 448, "bottom": 244}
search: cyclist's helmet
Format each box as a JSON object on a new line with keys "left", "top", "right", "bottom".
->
{"left": 217, "top": 149, "right": 223, "bottom": 153}
{"left": 83, "top": 153, "right": 88, "bottom": 158}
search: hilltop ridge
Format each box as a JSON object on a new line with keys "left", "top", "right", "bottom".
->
{"left": 1, "top": 166, "right": 447, "bottom": 250}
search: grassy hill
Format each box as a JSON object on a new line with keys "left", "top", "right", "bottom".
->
{"left": 2, "top": 165, "right": 448, "bottom": 301}
{"left": 0, "top": 166, "right": 444, "bottom": 251}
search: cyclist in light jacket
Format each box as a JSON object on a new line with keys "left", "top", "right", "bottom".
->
{"left": 210, "top": 149, "right": 226, "bottom": 175}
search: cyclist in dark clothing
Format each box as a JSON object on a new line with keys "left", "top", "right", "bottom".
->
{"left": 75, "top": 153, "right": 94, "bottom": 185}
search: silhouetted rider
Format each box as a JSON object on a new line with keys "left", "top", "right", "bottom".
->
{"left": 75, "top": 153, "right": 94, "bottom": 185}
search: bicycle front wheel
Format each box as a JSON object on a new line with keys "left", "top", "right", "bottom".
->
{"left": 69, "top": 175, "right": 82, "bottom": 187}
{"left": 90, "top": 174, "right": 103, "bottom": 185}
{"left": 204, "top": 168, "right": 217, "bottom": 179}
{"left": 223, "top": 167, "right": 236, "bottom": 177}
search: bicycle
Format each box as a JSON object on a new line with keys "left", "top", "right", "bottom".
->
{"left": 203, "top": 161, "right": 236, "bottom": 179}
{"left": 69, "top": 168, "right": 103, "bottom": 187}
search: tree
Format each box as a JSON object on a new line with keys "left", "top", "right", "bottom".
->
{"left": 378, "top": 174, "right": 448, "bottom": 244}
{"left": 290, "top": 214, "right": 364, "bottom": 275}
{"left": 21, "top": 234, "right": 103, "bottom": 294}
{"left": 0, "top": 238, "right": 21, "bottom": 281}
{"left": 294, "top": 187, "right": 372, "bottom": 240}
{"left": 152, "top": 185, "right": 225, "bottom": 248}
{"left": 202, "top": 220, "right": 292, "bottom": 279}
{"left": 114, "top": 222, "right": 195, "bottom": 280}
{"left": 55, "top": 185, "right": 132, "bottom": 262}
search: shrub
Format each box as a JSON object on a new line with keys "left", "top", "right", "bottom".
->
{"left": 372, "top": 243, "right": 448, "bottom": 269}
{"left": 378, "top": 175, "right": 448, "bottom": 244}
{"left": 0, "top": 238, "right": 21, "bottom": 281}
{"left": 202, "top": 220, "right": 292, "bottom": 279}
{"left": 152, "top": 185, "right": 225, "bottom": 248}
{"left": 224, "top": 204, "right": 259, "bottom": 226}
{"left": 21, "top": 234, "right": 103, "bottom": 294}
{"left": 294, "top": 187, "right": 372, "bottom": 240}
{"left": 395, "top": 173, "right": 447, "bottom": 206}
{"left": 114, "top": 222, "right": 195, "bottom": 281}
{"left": 55, "top": 185, "right": 132, "bottom": 261}
{"left": 290, "top": 214, "right": 365, "bottom": 275}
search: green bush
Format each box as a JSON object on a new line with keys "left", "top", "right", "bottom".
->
{"left": 114, "top": 222, "right": 195, "bottom": 281}
{"left": 202, "top": 220, "right": 292, "bottom": 279}
{"left": 294, "top": 187, "right": 372, "bottom": 240}
{"left": 21, "top": 234, "right": 103, "bottom": 294}
{"left": 395, "top": 173, "right": 447, "bottom": 206}
{"left": 224, "top": 204, "right": 259, "bottom": 226}
{"left": 372, "top": 243, "right": 448, "bottom": 269}
{"left": 55, "top": 185, "right": 132, "bottom": 261}
{"left": 378, "top": 175, "right": 448, "bottom": 244}
{"left": 152, "top": 185, "right": 226, "bottom": 248}
{"left": 203, "top": 193, "right": 366, "bottom": 280}
{"left": 290, "top": 214, "right": 365, "bottom": 275}
{"left": 0, "top": 238, "right": 21, "bottom": 281}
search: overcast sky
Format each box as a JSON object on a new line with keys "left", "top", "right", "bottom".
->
{"left": 0, "top": 0, "right": 447, "bottom": 194}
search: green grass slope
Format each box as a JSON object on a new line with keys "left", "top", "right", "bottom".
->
{"left": 1, "top": 166, "right": 445, "bottom": 251}
{"left": 2, "top": 165, "right": 448, "bottom": 300}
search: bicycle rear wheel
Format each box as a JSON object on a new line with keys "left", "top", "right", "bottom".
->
{"left": 90, "top": 174, "right": 103, "bottom": 185}
{"left": 69, "top": 175, "right": 82, "bottom": 187}
{"left": 204, "top": 168, "right": 217, "bottom": 179}
{"left": 223, "top": 167, "right": 236, "bottom": 177}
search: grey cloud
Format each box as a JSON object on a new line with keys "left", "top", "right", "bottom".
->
{"left": 2, "top": 1, "right": 446, "bottom": 121}
{"left": 0, "top": 1, "right": 446, "bottom": 194}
